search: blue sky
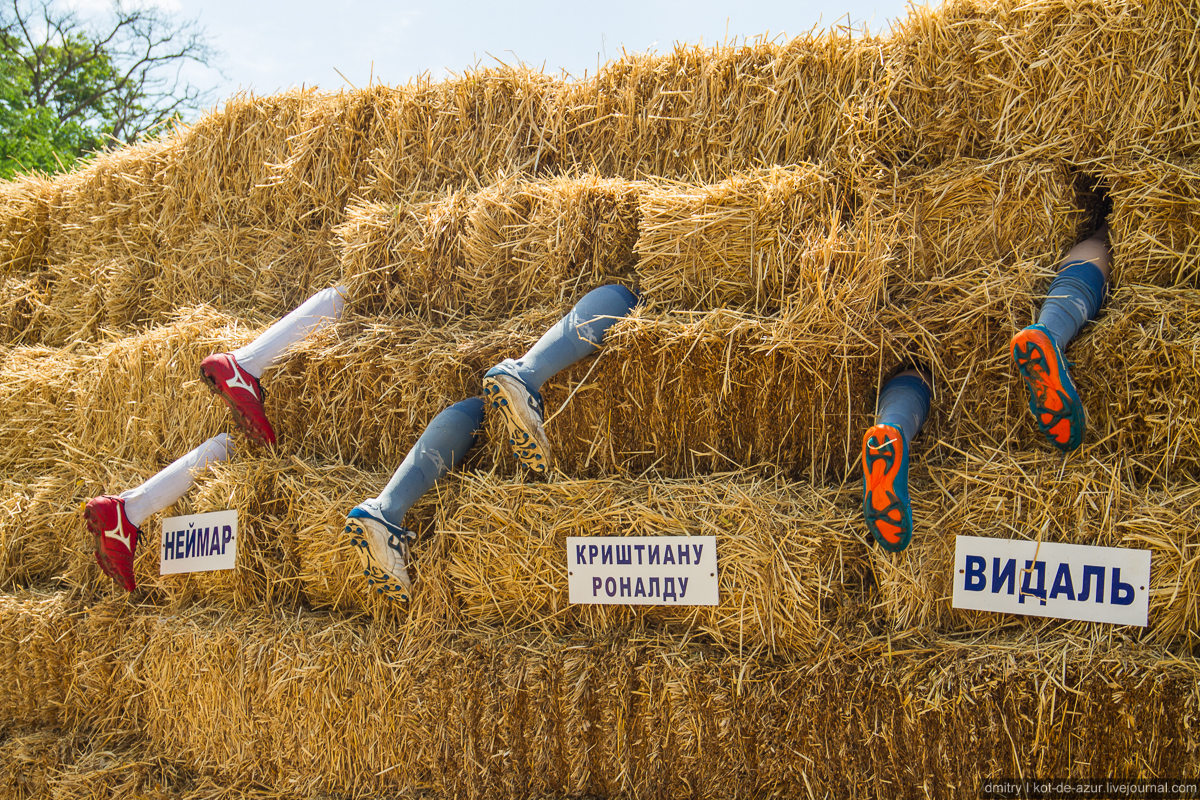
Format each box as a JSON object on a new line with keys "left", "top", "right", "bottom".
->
{"left": 68, "top": 0, "right": 917, "bottom": 105}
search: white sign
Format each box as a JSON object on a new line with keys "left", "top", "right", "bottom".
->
{"left": 160, "top": 510, "right": 238, "bottom": 575}
{"left": 951, "top": 535, "right": 1151, "bottom": 626}
{"left": 567, "top": 536, "right": 719, "bottom": 606}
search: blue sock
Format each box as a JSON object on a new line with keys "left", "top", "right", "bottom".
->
{"left": 877, "top": 374, "right": 931, "bottom": 443}
{"left": 499, "top": 284, "right": 638, "bottom": 392}
{"left": 372, "top": 398, "right": 485, "bottom": 526}
{"left": 1036, "top": 261, "right": 1108, "bottom": 351}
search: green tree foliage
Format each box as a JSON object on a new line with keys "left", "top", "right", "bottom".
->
{"left": 0, "top": 0, "right": 217, "bottom": 179}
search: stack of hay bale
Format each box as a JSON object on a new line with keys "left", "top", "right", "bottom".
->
{"left": 1, "top": 0, "right": 1198, "bottom": 795}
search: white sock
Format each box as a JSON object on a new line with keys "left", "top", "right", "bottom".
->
{"left": 232, "top": 286, "right": 347, "bottom": 378}
{"left": 119, "top": 434, "right": 230, "bottom": 527}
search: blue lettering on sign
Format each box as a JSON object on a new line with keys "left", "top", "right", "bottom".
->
{"left": 993, "top": 558, "right": 1016, "bottom": 595}
{"left": 1019, "top": 560, "right": 1046, "bottom": 605}
{"left": 959, "top": 554, "right": 1142, "bottom": 610}
{"left": 1079, "top": 565, "right": 1105, "bottom": 602}
{"left": 1049, "top": 563, "right": 1076, "bottom": 601}
{"left": 964, "top": 555, "right": 986, "bottom": 591}
{"left": 1111, "top": 568, "right": 1135, "bottom": 606}
{"left": 198, "top": 527, "right": 211, "bottom": 558}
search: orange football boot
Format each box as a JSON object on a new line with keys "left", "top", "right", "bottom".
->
{"left": 1011, "top": 323, "right": 1084, "bottom": 451}
{"left": 862, "top": 422, "right": 913, "bottom": 552}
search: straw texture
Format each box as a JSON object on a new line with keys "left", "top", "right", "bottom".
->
{"left": 2, "top": 592, "right": 1197, "bottom": 798}
{"left": 2, "top": 0, "right": 1200, "bottom": 795}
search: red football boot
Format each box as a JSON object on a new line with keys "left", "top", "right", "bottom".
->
{"left": 199, "top": 352, "right": 277, "bottom": 447}
{"left": 83, "top": 495, "right": 139, "bottom": 591}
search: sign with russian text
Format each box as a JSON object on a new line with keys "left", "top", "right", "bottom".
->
{"left": 952, "top": 535, "right": 1150, "bottom": 626}
{"left": 567, "top": 536, "right": 719, "bottom": 606}
{"left": 160, "top": 510, "right": 238, "bottom": 575}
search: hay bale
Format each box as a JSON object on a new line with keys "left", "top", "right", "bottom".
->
{"left": 0, "top": 591, "right": 75, "bottom": 730}
{"left": 0, "top": 730, "right": 61, "bottom": 800}
{"left": 875, "top": 450, "right": 1200, "bottom": 644}
{"left": 38, "top": 140, "right": 171, "bottom": 345}
{"left": 109, "top": 91, "right": 384, "bottom": 331}
{"left": 51, "top": 604, "right": 1200, "bottom": 797}
{"left": 872, "top": 1, "right": 990, "bottom": 164}
{"left": 1107, "top": 158, "right": 1200, "bottom": 287}
{"left": 561, "top": 33, "right": 887, "bottom": 179}
{"left": 363, "top": 68, "right": 564, "bottom": 203}
{"left": 971, "top": 0, "right": 1199, "bottom": 162}
{"left": 862, "top": 159, "right": 1083, "bottom": 285}
{"left": 338, "top": 190, "right": 468, "bottom": 318}
{"left": 148, "top": 222, "right": 342, "bottom": 325}
{"left": 0, "top": 173, "right": 52, "bottom": 279}
{"left": 93, "top": 457, "right": 305, "bottom": 611}
{"left": 442, "top": 472, "right": 868, "bottom": 653}
{"left": 878, "top": 0, "right": 1200, "bottom": 164}
{"left": 633, "top": 165, "right": 884, "bottom": 312}
{"left": 460, "top": 175, "right": 641, "bottom": 316}
{"left": 160, "top": 89, "right": 378, "bottom": 227}
{"left": 0, "top": 270, "right": 53, "bottom": 345}
{"left": 339, "top": 175, "right": 640, "bottom": 319}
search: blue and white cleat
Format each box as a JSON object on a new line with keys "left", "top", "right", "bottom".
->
{"left": 483, "top": 360, "right": 552, "bottom": 474}
{"left": 345, "top": 501, "right": 415, "bottom": 601}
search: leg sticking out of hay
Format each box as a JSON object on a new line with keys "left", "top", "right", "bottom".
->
{"left": 862, "top": 367, "right": 932, "bottom": 554}
{"left": 345, "top": 283, "right": 640, "bottom": 603}
{"left": 484, "top": 283, "right": 639, "bottom": 474}
{"left": 1010, "top": 227, "right": 1112, "bottom": 453}
{"left": 346, "top": 398, "right": 485, "bottom": 602}
{"left": 83, "top": 434, "right": 230, "bottom": 591}
{"left": 201, "top": 285, "right": 348, "bottom": 447}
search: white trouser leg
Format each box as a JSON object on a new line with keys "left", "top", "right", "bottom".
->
{"left": 232, "top": 286, "right": 347, "bottom": 378}
{"left": 119, "top": 434, "right": 230, "bottom": 526}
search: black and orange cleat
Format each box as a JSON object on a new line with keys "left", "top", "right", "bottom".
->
{"left": 1011, "top": 323, "right": 1084, "bottom": 452}
{"left": 862, "top": 423, "right": 913, "bottom": 553}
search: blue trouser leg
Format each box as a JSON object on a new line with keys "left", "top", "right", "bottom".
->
{"left": 877, "top": 374, "right": 932, "bottom": 443}
{"left": 372, "top": 398, "right": 485, "bottom": 527}
{"left": 1036, "top": 261, "right": 1109, "bottom": 351}
{"left": 500, "top": 284, "right": 638, "bottom": 392}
